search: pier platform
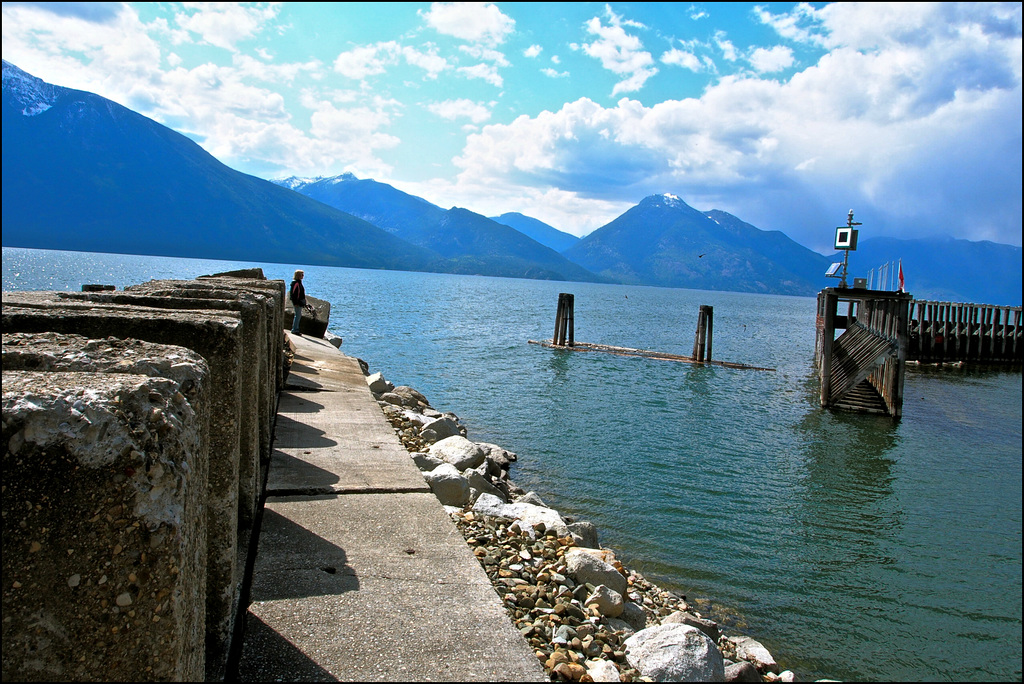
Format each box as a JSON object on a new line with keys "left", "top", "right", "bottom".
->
{"left": 237, "top": 332, "right": 545, "bottom": 681}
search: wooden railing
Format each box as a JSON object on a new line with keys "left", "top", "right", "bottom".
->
{"left": 908, "top": 301, "right": 1022, "bottom": 363}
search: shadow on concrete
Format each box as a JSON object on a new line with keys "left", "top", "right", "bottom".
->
{"left": 251, "top": 506, "right": 358, "bottom": 601}
{"left": 278, "top": 394, "right": 326, "bottom": 414}
{"left": 290, "top": 360, "right": 320, "bottom": 375}
{"left": 236, "top": 612, "right": 340, "bottom": 682}
{"left": 267, "top": 450, "right": 340, "bottom": 492}
{"left": 272, "top": 414, "right": 338, "bottom": 449}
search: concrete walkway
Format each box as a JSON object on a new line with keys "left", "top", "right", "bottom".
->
{"left": 237, "top": 333, "right": 546, "bottom": 682}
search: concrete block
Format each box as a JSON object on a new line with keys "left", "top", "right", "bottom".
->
{"left": 1, "top": 294, "right": 244, "bottom": 680}
{"left": 1, "top": 332, "right": 211, "bottom": 466}
{"left": 119, "top": 285, "right": 273, "bottom": 523}
{"left": 198, "top": 276, "right": 287, "bottom": 393}
{"left": 1, "top": 370, "right": 206, "bottom": 681}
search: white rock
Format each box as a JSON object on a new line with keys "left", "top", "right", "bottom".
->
{"left": 586, "top": 659, "right": 622, "bottom": 682}
{"left": 619, "top": 601, "right": 648, "bottom": 631}
{"left": 625, "top": 624, "right": 725, "bottom": 682}
{"left": 422, "top": 463, "right": 470, "bottom": 506}
{"left": 411, "top": 452, "right": 444, "bottom": 472}
{"left": 419, "top": 416, "right": 461, "bottom": 444}
{"left": 428, "top": 435, "right": 485, "bottom": 470}
{"left": 366, "top": 372, "right": 392, "bottom": 394}
{"left": 565, "top": 548, "right": 627, "bottom": 596}
{"left": 471, "top": 493, "right": 570, "bottom": 537}
{"left": 585, "top": 584, "right": 624, "bottom": 618}
{"left": 728, "top": 635, "right": 779, "bottom": 673}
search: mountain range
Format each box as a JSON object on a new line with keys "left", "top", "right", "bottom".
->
{"left": 3, "top": 61, "right": 1020, "bottom": 305}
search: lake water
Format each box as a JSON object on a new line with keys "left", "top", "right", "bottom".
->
{"left": 4, "top": 247, "right": 1021, "bottom": 681}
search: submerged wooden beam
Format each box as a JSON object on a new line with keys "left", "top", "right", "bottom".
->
{"left": 527, "top": 339, "right": 774, "bottom": 371}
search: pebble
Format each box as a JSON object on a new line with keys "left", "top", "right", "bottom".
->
{"left": 377, "top": 375, "right": 786, "bottom": 682}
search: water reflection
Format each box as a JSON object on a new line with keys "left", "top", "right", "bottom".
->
{"left": 795, "top": 406, "right": 903, "bottom": 568}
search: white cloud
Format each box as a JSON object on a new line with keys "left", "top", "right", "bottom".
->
{"left": 459, "top": 44, "right": 510, "bottom": 66}
{"left": 580, "top": 7, "right": 657, "bottom": 94}
{"left": 714, "top": 31, "right": 738, "bottom": 62}
{"left": 333, "top": 41, "right": 450, "bottom": 81}
{"left": 457, "top": 62, "right": 503, "bottom": 87}
{"left": 753, "top": 3, "right": 820, "bottom": 44}
{"left": 173, "top": 3, "right": 280, "bottom": 52}
{"left": 524, "top": 44, "right": 542, "bottom": 58}
{"left": 428, "top": 98, "right": 492, "bottom": 123}
{"left": 446, "top": 4, "right": 1022, "bottom": 249}
{"left": 748, "top": 45, "right": 794, "bottom": 73}
{"left": 334, "top": 43, "right": 395, "bottom": 80}
{"left": 401, "top": 45, "right": 449, "bottom": 79}
{"left": 421, "top": 2, "right": 515, "bottom": 46}
{"left": 661, "top": 48, "right": 703, "bottom": 72}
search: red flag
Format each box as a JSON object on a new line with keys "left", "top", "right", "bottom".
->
{"left": 898, "top": 260, "right": 904, "bottom": 292}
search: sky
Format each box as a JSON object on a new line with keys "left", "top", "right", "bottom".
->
{"left": 2, "top": 2, "right": 1021, "bottom": 253}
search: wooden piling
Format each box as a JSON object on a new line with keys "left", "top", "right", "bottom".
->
{"left": 553, "top": 293, "right": 575, "bottom": 346}
{"left": 692, "top": 305, "right": 714, "bottom": 362}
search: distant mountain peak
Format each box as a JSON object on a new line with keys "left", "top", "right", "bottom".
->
{"left": 273, "top": 175, "right": 322, "bottom": 190}
{"left": 640, "top": 193, "right": 693, "bottom": 210}
{"left": 275, "top": 173, "right": 359, "bottom": 190}
{"left": 2, "top": 60, "right": 60, "bottom": 117}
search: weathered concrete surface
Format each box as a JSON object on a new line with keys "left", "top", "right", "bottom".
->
{"left": 2, "top": 371, "right": 207, "bottom": 682}
{"left": 18, "top": 289, "right": 266, "bottom": 534}
{"left": 119, "top": 284, "right": 272, "bottom": 526}
{"left": 1, "top": 331, "right": 211, "bottom": 472}
{"left": 268, "top": 335, "right": 430, "bottom": 496}
{"left": 238, "top": 333, "right": 545, "bottom": 682}
{"left": 1, "top": 294, "right": 244, "bottom": 681}
{"left": 198, "top": 274, "right": 286, "bottom": 395}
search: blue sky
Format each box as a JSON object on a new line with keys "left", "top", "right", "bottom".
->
{"left": 2, "top": 2, "right": 1021, "bottom": 253}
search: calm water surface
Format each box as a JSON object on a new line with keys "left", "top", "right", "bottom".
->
{"left": 4, "top": 247, "right": 1021, "bottom": 681}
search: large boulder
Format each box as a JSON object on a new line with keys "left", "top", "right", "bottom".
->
{"left": 724, "top": 661, "right": 762, "bottom": 682}
{"left": 567, "top": 520, "right": 599, "bottom": 548}
{"left": 565, "top": 548, "right": 628, "bottom": 597}
{"left": 619, "top": 601, "right": 648, "bottom": 632}
{"left": 411, "top": 452, "right": 444, "bottom": 473}
{"left": 428, "top": 435, "right": 485, "bottom": 470}
{"left": 464, "top": 468, "right": 507, "bottom": 503}
{"left": 422, "top": 463, "right": 470, "bottom": 506}
{"left": 390, "top": 385, "right": 429, "bottom": 407}
{"left": 419, "top": 416, "right": 461, "bottom": 445}
{"left": 477, "top": 442, "right": 516, "bottom": 476}
{"left": 585, "top": 584, "right": 624, "bottom": 618}
{"left": 624, "top": 624, "right": 725, "bottom": 682}
{"left": 366, "top": 372, "right": 393, "bottom": 395}
{"left": 662, "top": 611, "right": 720, "bottom": 642}
{"left": 727, "top": 636, "right": 778, "bottom": 673}
{"left": 471, "top": 493, "right": 570, "bottom": 537}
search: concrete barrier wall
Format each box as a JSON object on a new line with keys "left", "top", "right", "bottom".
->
{"left": 1, "top": 272, "right": 285, "bottom": 682}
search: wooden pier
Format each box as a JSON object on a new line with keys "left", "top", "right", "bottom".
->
{"left": 816, "top": 287, "right": 912, "bottom": 418}
{"left": 530, "top": 294, "right": 773, "bottom": 371}
{"left": 907, "top": 300, "right": 1022, "bottom": 363}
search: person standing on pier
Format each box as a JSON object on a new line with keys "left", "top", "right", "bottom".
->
{"left": 289, "top": 269, "right": 310, "bottom": 336}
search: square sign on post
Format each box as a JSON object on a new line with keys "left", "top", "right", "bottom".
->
{"left": 835, "top": 227, "right": 859, "bottom": 250}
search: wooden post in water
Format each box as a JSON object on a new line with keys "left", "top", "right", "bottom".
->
{"left": 692, "top": 305, "right": 714, "bottom": 362}
{"left": 553, "top": 293, "right": 575, "bottom": 346}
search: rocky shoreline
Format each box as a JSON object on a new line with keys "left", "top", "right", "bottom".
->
{"left": 363, "top": 364, "right": 798, "bottom": 683}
